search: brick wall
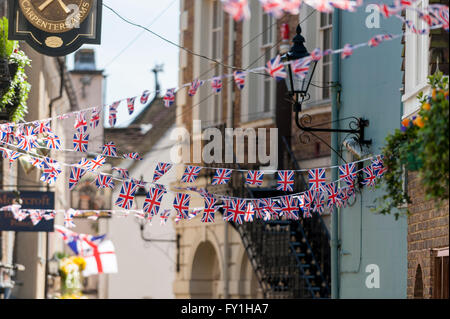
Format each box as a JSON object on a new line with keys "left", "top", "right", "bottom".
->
{"left": 407, "top": 172, "right": 449, "bottom": 298}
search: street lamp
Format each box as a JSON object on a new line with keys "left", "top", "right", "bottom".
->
{"left": 281, "top": 24, "right": 317, "bottom": 113}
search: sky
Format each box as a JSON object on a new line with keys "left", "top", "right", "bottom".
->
{"left": 66, "top": 0, "right": 180, "bottom": 127}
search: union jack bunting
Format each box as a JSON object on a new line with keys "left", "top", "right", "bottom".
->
{"left": 123, "top": 153, "right": 143, "bottom": 160}
{"left": 33, "top": 121, "right": 52, "bottom": 135}
{"left": 276, "top": 170, "right": 295, "bottom": 192}
{"left": 7, "top": 151, "right": 22, "bottom": 164}
{"left": 73, "top": 132, "right": 90, "bottom": 152}
{"left": 95, "top": 174, "right": 115, "bottom": 189}
{"left": 141, "top": 90, "right": 151, "bottom": 104}
{"left": 329, "top": 0, "right": 360, "bottom": 12}
{"left": 181, "top": 166, "right": 202, "bottom": 183}
{"left": 45, "top": 134, "right": 61, "bottom": 150}
{"left": 90, "top": 108, "right": 101, "bottom": 129}
{"left": 127, "top": 97, "right": 136, "bottom": 115}
{"left": 303, "top": 190, "right": 315, "bottom": 218}
{"left": 115, "top": 181, "right": 139, "bottom": 210}
{"left": 113, "top": 167, "right": 130, "bottom": 179}
{"left": 188, "top": 79, "right": 204, "bottom": 97}
{"left": 109, "top": 101, "right": 120, "bottom": 127}
{"left": 163, "top": 88, "right": 176, "bottom": 107}
{"left": 42, "top": 211, "right": 56, "bottom": 221}
{"left": 292, "top": 57, "right": 312, "bottom": 79}
{"left": 311, "top": 48, "right": 323, "bottom": 61}
{"left": 368, "top": 34, "right": 385, "bottom": 48}
{"left": 74, "top": 112, "right": 88, "bottom": 133}
{"left": 233, "top": 71, "right": 246, "bottom": 90}
{"left": 244, "top": 202, "right": 255, "bottom": 222}
{"left": 17, "top": 127, "right": 38, "bottom": 152}
{"left": 64, "top": 210, "right": 76, "bottom": 228}
{"left": 341, "top": 43, "right": 354, "bottom": 59}
{"left": 160, "top": 209, "right": 171, "bottom": 225}
{"left": 224, "top": 199, "right": 247, "bottom": 224}
{"left": 13, "top": 209, "right": 28, "bottom": 222}
{"left": 308, "top": 168, "right": 327, "bottom": 192}
{"left": 143, "top": 187, "right": 165, "bottom": 216}
{"left": 252, "top": 199, "right": 265, "bottom": 219}
{"left": 361, "top": 165, "right": 377, "bottom": 187}
{"left": 211, "top": 77, "right": 223, "bottom": 93}
{"left": 87, "top": 155, "right": 106, "bottom": 171}
{"left": 260, "top": 0, "right": 285, "bottom": 18}
{"left": 212, "top": 168, "right": 232, "bottom": 185}
{"left": 371, "top": 155, "right": 388, "bottom": 178}
{"left": 153, "top": 162, "right": 173, "bottom": 182}
{"left": 173, "top": 193, "right": 191, "bottom": 220}
{"left": 378, "top": 2, "right": 400, "bottom": 17}
{"left": 339, "top": 163, "right": 357, "bottom": 185}
{"left": 280, "top": 196, "right": 299, "bottom": 220}
{"left": 69, "top": 167, "right": 86, "bottom": 190}
{"left": 40, "top": 158, "right": 61, "bottom": 184}
{"left": 102, "top": 142, "right": 117, "bottom": 157}
{"left": 28, "top": 157, "right": 43, "bottom": 169}
{"left": 313, "top": 190, "right": 326, "bottom": 215}
{"left": 281, "top": 0, "right": 303, "bottom": 14}
{"left": 0, "top": 125, "right": 15, "bottom": 144}
{"left": 428, "top": 4, "right": 449, "bottom": 31}
{"left": 304, "top": 0, "right": 334, "bottom": 12}
{"left": 404, "top": 20, "right": 428, "bottom": 35}
{"left": 246, "top": 170, "right": 264, "bottom": 186}
{"left": 266, "top": 55, "right": 287, "bottom": 80}
{"left": 326, "top": 183, "right": 342, "bottom": 209}
{"left": 202, "top": 196, "right": 218, "bottom": 223}
{"left": 222, "top": 0, "right": 251, "bottom": 21}
{"left": 261, "top": 198, "right": 281, "bottom": 220}
{"left": 76, "top": 158, "right": 91, "bottom": 170}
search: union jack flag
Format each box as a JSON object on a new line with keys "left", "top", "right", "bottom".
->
{"left": 303, "top": 190, "right": 315, "bottom": 218}
{"left": 404, "top": 20, "right": 428, "bottom": 35}
{"left": 260, "top": 0, "right": 285, "bottom": 18}
{"left": 113, "top": 167, "right": 130, "bottom": 179}
{"left": 252, "top": 199, "right": 265, "bottom": 219}
{"left": 143, "top": 187, "right": 165, "bottom": 216}
{"left": 276, "top": 170, "right": 295, "bottom": 191}
{"left": 28, "top": 157, "right": 43, "bottom": 169}
{"left": 33, "top": 120, "right": 52, "bottom": 135}
{"left": 69, "top": 167, "right": 86, "bottom": 190}
{"left": 95, "top": 174, "right": 115, "bottom": 189}
{"left": 0, "top": 125, "right": 15, "bottom": 144}
{"left": 163, "top": 88, "right": 176, "bottom": 107}
{"left": 280, "top": 196, "right": 299, "bottom": 220}
{"left": 76, "top": 158, "right": 91, "bottom": 170}
{"left": 7, "top": 151, "right": 22, "bottom": 164}
{"left": 181, "top": 166, "right": 202, "bottom": 183}
{"left": 313, "top": 190, "right": 326, "bottom": 215}
{"left": 244, "top": 202, "right": 255, "bottom": 222}
{"left": 261, "top": 198, "right": 281, "bottom": 219}
{"left": 202, "top": 196, "right": 217, "bottom": 223}
{"left": 246, "top": 170, "right": 264, "bottom": 186}
{"left": 12, "top": 209, "right": 28, "bottom": 222}
{"left": 87, "top": 155, "right": 106, "bottom": 171}
{"left": 127, "top": 97, "right": 136, "bottom": 115}
{"left": 173, "top": 193, "right": 191, "bottom": 220}
{"left": 311, "top": 48, "right": 323, "bottom": 61}
{"left": 281, "top": 0, "right": 303, "bottom": 14}
{"left": 326, "top": 183, "right": 342, "bottom": 209}
{"left": 141, "top": 90, "right": 151, "bottom": 104}
{"left": 222, "top": 0, "right": 251, "bottom": 21}
{"left": 211, "top": 77, "right": 223, "bottom": 93}
{"left": 42, "top": 134, "right": 60, "bottom": 150}
{"left": 115, "top": 181, "right": 139, "bottom": 210}
{"left": 341, "top": 43, "right": 354, "bottom": 59}
{"left": 378, "top": 2, "right": 400, "bottom": 18}
{"left": 73, "top": 132, "right": 90, "bottom": 152}
{"left": 188, "top": 79, "right": 204, "bottom": 97}
{"left": 90, "top": 108, "right": 101, "bottom": 129}
{"left": 330, "top": 0, "right": 360, "bottom": 12}
{"left": 160, "top": 209, "right": 171, "bottom": 225}
{"left": 40, "top": 158, "right": 61, "bottom": 184}
{"left": 361, "top": 165, "right": 377, "bottom": 187}
{"left": 371, "top": 155, "right": 388, "bottom": 178}
{"left": 428, "top": 4, "right": 449, "bottom": 31}
{"left": 212, "top": 168, "right": 232, "bottom": 185}
{"left": 339, "top": 163, "right": 357, "bottom": 185}
{"left": 102, "top": 142, "right": 117, "bottom": 157}
{"left": 304, "top": 0, "right": 334, "bottom": 12}
{"left": 266, "top": 55, "right": 287, "bottom": 80}
{"left": 64, "top": 210, "right": 76, "bottom": 229}
{"left": 109, "top": 101, "right": 120, "bottom": 127}
{"left": 17, "top": 127, "right": 38, "bottom": 151}
{"left": 233, "top": 71, "right": 246, "bottom": 90}
{"left": 123, "top": 153, "right": 143, "bottom": 161}
{"left": 153, "top": 162, "right": 173, "bottom": 182}
{"left": 224, "top": 199, "right": 247, "bottom": 224}
{"left": 308, "top": 168, "right": 326, "bottom": 192}
{"left": 292, "top": 57, "right": 312, "bottom": 79}
{"left": 74, "top": 112, "right": 88, "bottom": 133}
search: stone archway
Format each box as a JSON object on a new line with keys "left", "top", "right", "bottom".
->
{"left": 190, "top": 241, "right": 221, "bottom": 298}
{"left": 414, "top": 264, "right": 424, "bottom": 299}
{"left": 239, "top": 252, "right": 261, "bottom": 298}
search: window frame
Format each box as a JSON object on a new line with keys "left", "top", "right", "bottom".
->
{"left": 318, "top": 12, "right": 332, "bottom": 102}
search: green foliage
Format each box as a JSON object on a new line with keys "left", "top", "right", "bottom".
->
{"left": 0, "top": 17, "right": 31, "bottom": 123}
{"left": 376, "top": 72, "right": 449, "bottom": 217}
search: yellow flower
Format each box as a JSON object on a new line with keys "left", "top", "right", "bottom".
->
{"left": 72, "top": 256, "right": 87, "bottom": 271}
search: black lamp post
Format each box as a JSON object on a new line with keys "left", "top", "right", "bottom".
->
{"left": 282, "top": 24, "right": 372, "bottom": 148}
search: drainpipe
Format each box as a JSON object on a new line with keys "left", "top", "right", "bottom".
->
{"left": 331, "top": 8, "right": 341, "bottom": 299}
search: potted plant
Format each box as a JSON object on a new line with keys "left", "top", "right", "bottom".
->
{"left": 0, "top": 17, "right": 31, "bottom": 123}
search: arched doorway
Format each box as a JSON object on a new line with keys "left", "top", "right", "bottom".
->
{"left": 414, "top": 264, "right": 424, "bottom": 299}
{"left": 190, "top": 241, "right": 221, "bottom": 298}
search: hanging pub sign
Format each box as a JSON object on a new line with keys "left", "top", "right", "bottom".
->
{"left": 0, "top": 191, "right": 55, "bottom": 232}
{"left": 7, "top": 0, "right": 103, "bottom": 56}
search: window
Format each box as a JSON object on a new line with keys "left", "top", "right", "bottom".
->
{"left": 320, "top": 13, "right": 332, "bottom": 100}
{"left": 260, "top": 12, "right": 275, "bottom": 115}
{"left": 210, "top": 0, "right": 222, "bottom": 125}
{"left": 433, "top": 250, "right": 449, "bottom": 299}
